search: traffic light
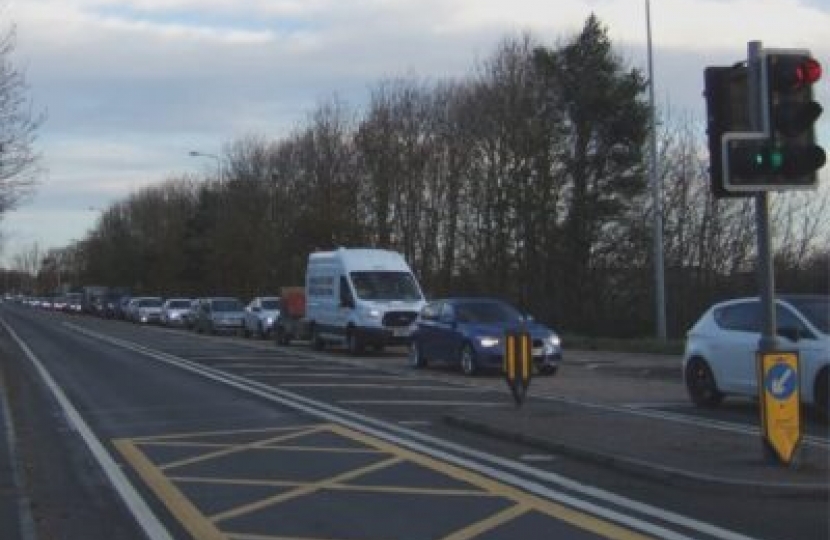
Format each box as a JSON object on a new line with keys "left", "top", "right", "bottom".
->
{"left": 704, "top": 64, "right": 750, "bottom": 198}
{"left": 761, "top": 50, "right": 825, "bottom": 187}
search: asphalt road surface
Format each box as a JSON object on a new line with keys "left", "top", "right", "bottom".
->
{"left": 1, "top": 304, "right": 827, "bottom": 540}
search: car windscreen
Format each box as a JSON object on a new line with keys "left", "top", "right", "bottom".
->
{"left": 213, "top": 300, "right": 243, "bottom": 312}
{"left": 138, "top": 299, "right": 162, "bottom": 307}
{"left": 785, "top": 297, "right": 829, "bottom": 334}
{"left": 456, "top": 301, "right": 523, "bottom": 324}
{"left": 169, "top": 300, "right": 191, "bottom": 308}
{"left": 349, "top": 271, "right": 422, "bottom": 301}
{"left": 261, "top": 300, "right": 279, "bottom": 310}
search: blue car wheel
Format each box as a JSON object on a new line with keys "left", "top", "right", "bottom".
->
{"left": 460, "top": 343, "right": 478, "bottom": 376}
{"left": 409, "top": 340, "right": 427, "bottom": 368}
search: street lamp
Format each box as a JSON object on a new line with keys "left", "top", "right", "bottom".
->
{"left": 646, "top": 0, "right": 667, "bottom": 341}
{"left": 188, "top": 150, "right": 222, "bottom": 182}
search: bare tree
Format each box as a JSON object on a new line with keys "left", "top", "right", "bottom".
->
{"left": 0, "top": 25, "right": 43, "bottom": 216}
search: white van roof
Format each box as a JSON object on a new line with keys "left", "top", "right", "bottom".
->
{"left": 309, "top": 248, "right": 410, "bottom": 272}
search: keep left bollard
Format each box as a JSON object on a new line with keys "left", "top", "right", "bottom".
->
{"left": 504, "top": 330, "right": 532, "bottom": 407}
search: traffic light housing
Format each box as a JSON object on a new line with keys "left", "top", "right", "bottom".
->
{"left": 705, "top": 49, "right": 825, "bottom": 195}
{"left": 704, "top": 65, "right": 750, "bottom": 198}
{"left": 761, "top": 50, "right": 825, "bottom": 187}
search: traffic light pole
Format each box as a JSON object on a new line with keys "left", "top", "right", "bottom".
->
{"left": 749, "top": 42, "right": 802, "bottom": 466}
{"left": 748, "top": 41, "right": 778, "bottom": 352}
{"left": 704, "top": 42, "right": 816, "bottom": 465}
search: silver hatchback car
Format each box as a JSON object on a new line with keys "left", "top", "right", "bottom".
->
{"left": 683, "top": 295, "right": 829, "bottom": 416}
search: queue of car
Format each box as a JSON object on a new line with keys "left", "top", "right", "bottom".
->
{"left": 10, "top": 245, "right": 828, "bottom": 417}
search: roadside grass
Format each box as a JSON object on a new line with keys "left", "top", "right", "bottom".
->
{"left": 562, "top": 335, "right": 684, "bottom": 355}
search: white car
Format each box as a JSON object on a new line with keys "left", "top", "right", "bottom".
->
{"left": 243, "top": 296, "right": 280, "bottom": 338}
{"left": 128, "top": 296, "right": 164, "bottom": 324}
{"left": 683, "top": 295, "right": 829, "bottom": 416}
{"left": 161, "top": 298, "right": 192, "bottom": 326}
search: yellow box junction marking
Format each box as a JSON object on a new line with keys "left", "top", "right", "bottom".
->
{"left": 115, "top": 423, "right": 654, "bottom": 540}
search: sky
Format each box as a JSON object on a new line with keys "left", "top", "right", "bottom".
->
{"left": 1, "top": 0, "right": 829, "bottom": 265}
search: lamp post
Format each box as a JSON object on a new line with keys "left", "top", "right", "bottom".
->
{"left": 188, "top": 150, "right": 222, "bottom": 182}
{"left": 646, "top": 0, "right": 667, "bottom": 341}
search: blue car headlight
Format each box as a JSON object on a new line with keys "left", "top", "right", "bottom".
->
{"left": 478, "top": 337, "right": 500, "bottom": 348}
{"left": 545, "top": 334, "right": 562, "bottom": 353}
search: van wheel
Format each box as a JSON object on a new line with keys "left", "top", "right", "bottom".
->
{"left": 347, "top": 330, "right": 364, "bottom": 356}
{"left": 814, "top": 369, "right": 829, "bottom": 420}
{"left": 311, "top": 327, "right": 325, "bottom": 351}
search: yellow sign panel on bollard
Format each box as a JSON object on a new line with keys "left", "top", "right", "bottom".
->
{"left": 757, "top": 351, "right": 801, "bottom": 465}
{"left": 504, "top": 331, "right": 532, "bottom": 407}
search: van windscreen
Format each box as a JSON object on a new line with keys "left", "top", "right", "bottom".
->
{"left": 350, "top": 271, "right": 422, "bottom": 301}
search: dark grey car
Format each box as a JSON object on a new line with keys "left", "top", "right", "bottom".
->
{"left": 193, "top": 297, "right": 246, "bottom": 335}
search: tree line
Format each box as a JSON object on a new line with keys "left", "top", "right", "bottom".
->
{"left": 19, "top": 16, "right": 829, "bottom": 338}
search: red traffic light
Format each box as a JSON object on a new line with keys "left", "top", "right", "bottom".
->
{"left": 772, "top": 55, "right": 822, "bottom": 91}
{"left": 795, "top": 58, "right": 821, "bottom": 87}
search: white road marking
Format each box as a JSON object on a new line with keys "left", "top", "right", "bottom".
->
{"left": 243, "top": 371, "right": 413, "bottom": 379}
{"left": 520, "top": 454, "right": 558, "bottom": 462}
{"left": 398, "top": 420, "right": 432, "bottom": 427}
{"left": 340, "top": 400, "right": 505, "bottom": 407}
{"left": 1, "top": 318, "right": 175, "bottom": 540}
{"left": 279, "top": 383, "right": 485, "bottom": 392}
{"left": 215, "top": 364, "right": 356, "bottom": 371}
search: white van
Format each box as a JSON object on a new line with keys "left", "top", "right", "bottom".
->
{"left": 305, "top": 248, "right": 425, "bottom": 354}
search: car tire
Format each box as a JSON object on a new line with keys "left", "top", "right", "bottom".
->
{"left": 276, "top": 326, "right": 291, "bottom": 346}
{"left": 347, "top": 330, "right": 364, "bottom": 356}
{"left": 538, "top": 364, "right": 558, "bottom": 376}
{"left": 685, "top": 357, "right": 723, "bottom": 407}
{"left": 814, "top": 369, "right": 829, "bottom": 420}
{"left": 409, "top": 341, "right": 427, "bottom": 368}
{"left": 460, "top": 343, "right": 478, "bottom": 376}
{"left": 311, "top": 326, "right": 325, "bottom": 351}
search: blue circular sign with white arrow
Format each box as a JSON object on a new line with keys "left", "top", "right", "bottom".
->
{"left": 765, "top": 362, "right": 797, "bottom": 400}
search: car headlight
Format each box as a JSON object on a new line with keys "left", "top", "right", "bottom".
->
{"left": 543, "top": 334, "right": 562, "bottom": 354}
{"left": 363, "top": 308, "right": 381, "bottom": 320}
{"left": 265, "top": 317, "right": 274, "bottom": 325}
{"left": 479, "top": 337, "right": 500, "bottom": 348}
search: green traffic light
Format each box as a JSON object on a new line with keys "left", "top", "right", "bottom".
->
{"left": 770, "top": 149, "right": 784, "bottom": 170}
{"left": 754, "top": 152, "right": 764, "bottom": 166}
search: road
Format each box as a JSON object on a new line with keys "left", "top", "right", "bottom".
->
{"left": 0, "top": 303, "right": 827, "bottom": 540}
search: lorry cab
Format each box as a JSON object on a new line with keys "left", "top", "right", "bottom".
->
{"left": 305, "top": 248, "right": 425, "bottom": 354}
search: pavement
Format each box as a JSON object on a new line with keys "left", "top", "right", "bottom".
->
{"left": 443, "top": 392, "right": 830, "bottom": 498}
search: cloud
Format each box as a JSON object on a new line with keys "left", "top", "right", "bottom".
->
{"left": 2, "top": 0, "right": 829, "bottom": 261}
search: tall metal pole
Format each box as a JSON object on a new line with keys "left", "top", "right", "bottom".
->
{"left": 646, "top": 0, "right": 667, "bottom": 340}
{"left": 747, "top": 41, "right": 777, "bottom": 352}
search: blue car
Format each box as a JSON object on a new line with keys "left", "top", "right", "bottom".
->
{"left": 409, "top": 298, "right": 562, "bottom": 376}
